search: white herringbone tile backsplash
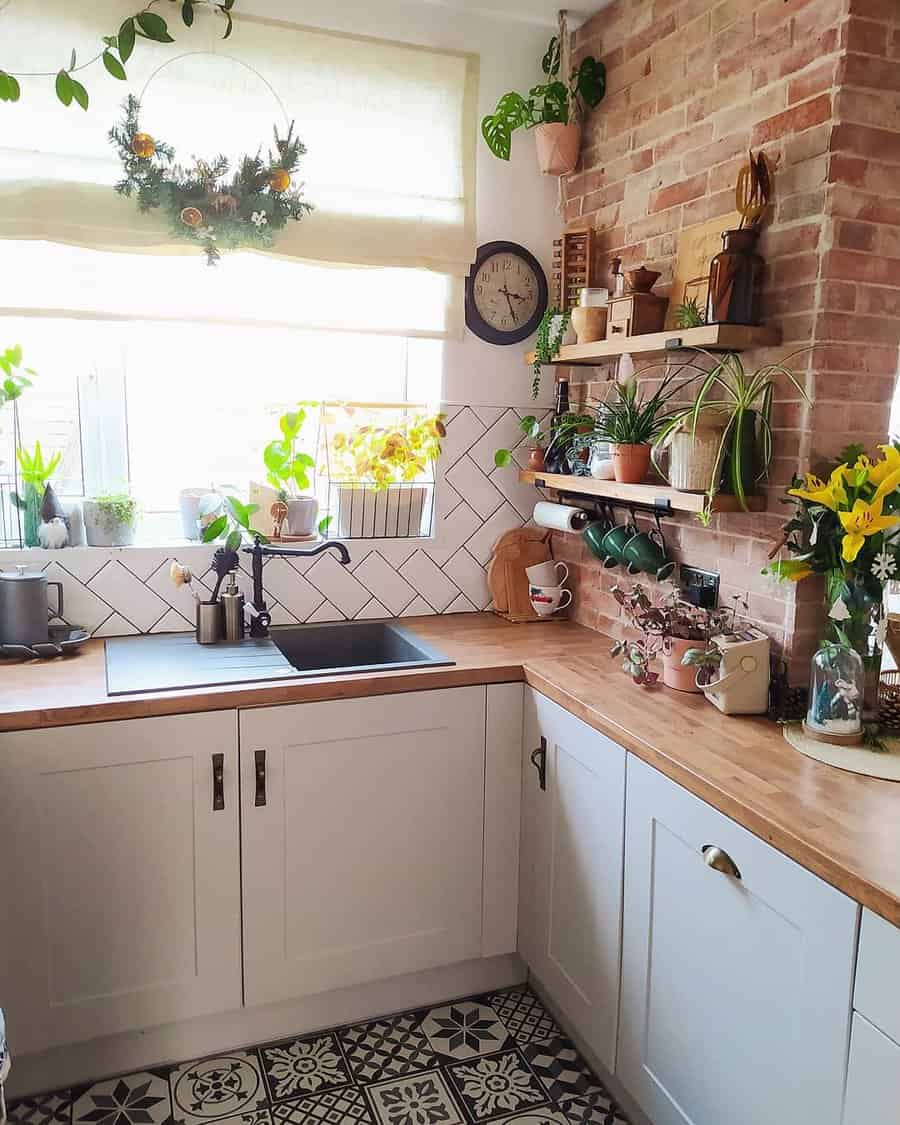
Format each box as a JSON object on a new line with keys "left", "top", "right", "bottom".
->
{"left": 0, "top": 405, "right": 546, "bottom": 638}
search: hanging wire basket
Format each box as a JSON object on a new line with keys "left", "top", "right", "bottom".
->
{"left": 0, "top": 403, "right": 24, "bottom": 549}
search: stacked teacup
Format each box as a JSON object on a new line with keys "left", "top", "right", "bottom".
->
{"left": 526, "top": 560, "right": 572, "bottom": 618}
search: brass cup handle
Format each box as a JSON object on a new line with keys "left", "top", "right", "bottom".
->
{"left": 702, "top": 844, "right": 741, "bottom": 880}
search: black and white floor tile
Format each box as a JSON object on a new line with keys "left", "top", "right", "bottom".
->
{"left": 7, "top": 987, "right": 630, "bottom": 1125}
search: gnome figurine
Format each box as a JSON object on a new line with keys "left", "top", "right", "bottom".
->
{"left": 37, "top": 482, "right": 69, "bottom": 549}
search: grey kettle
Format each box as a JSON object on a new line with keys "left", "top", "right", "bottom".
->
{"left": 0, "top": 566, "right": 64, "bottom": 647}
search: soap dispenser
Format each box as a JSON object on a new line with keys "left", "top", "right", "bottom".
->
{"left": 221, "top": 569, "right": 245, "bottom": 642}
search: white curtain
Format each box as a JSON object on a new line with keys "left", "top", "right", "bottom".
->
{"left": 0, "top": 1, "right": 478, "bottom": 334}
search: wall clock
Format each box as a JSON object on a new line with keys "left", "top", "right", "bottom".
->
{"left": 465, "top": 241, "right": 548, "bottom": 345}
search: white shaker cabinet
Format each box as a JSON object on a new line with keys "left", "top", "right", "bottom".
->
{"left": 619, "top": 755, "right": 858, "bottom": 1125}
{"left": 239, "top": 687, "right": 490, "bottom": 1007}
{"left": 518, "top": 688, "right": 626, "bottom": 1073}
{"left": 0, "top": 712, "right": 242, "bottom": 1055}
{"left": 843, "top": 1014, "right": 900, "bottom": 1124}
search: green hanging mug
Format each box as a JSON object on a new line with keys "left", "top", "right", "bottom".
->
{"left": 622, "top": 527, "right": 675, "bottom": 581}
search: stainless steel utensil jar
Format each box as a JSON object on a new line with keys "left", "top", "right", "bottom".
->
{"left": 0, "top": 565, "right": 64, "bottom": 646}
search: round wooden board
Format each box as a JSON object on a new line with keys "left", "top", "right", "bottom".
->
{"left": 784, "top": 725, "right": 900, "bottom": 781}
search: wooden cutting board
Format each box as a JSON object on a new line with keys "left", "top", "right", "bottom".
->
{"left": 488, "top": 527, "right": 553, "bottom": 622}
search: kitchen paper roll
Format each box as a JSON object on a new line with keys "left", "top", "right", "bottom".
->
{"left": 533, "top": 501, "right": 589, "bottom": 533}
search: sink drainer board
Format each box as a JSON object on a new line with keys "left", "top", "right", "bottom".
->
{"left": 105, "top": 621, "right": 454, "bottom": 696}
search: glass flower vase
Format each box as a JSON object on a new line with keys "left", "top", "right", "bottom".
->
{"left": 828, "top": 574, "right": 884, "bottom": 716}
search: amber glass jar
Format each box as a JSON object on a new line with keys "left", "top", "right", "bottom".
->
{"left": 706, "top": 228, "right": 763, "bottom": 326}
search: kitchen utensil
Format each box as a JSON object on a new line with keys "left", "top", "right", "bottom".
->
{"left": 528, "top": 583, "right": 573, "bottom": 617}
{"left": 196, "top": 599, "right": 225, "bottom": 645}
{"left": 210, "top": 547, "right": 239, "bottom": 602}
{"left": 526, "top": 560, "right": 569, "bottom": 587}
{"left": 0, "top": 565, "right": 64, "bottom": 647}
{"left": 625, "top": 266, "right": 661, "bottom": 293}
{"left": 221, "top": 569, "right": 246, "bottom": 642}
{"left": 622, "top": 528, "right": 675, "bottom": 581}
{"left": 0, "top": 624, "right": 89, "bottom": 661}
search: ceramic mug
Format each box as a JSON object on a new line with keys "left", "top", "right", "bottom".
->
{"left": 582, "top": 521, "right": 609, "bottom": 561}
{"left": 529, "top": 584, "right": 573, "bottom": 617}
{"left": 526, "top": 560, "right": 569, "bottom": 587}
{"left": 622, "top": 528, "right": 675, "bottom": 581}
{"left": 599, "top": 521, "right": 636, "bottom": 569}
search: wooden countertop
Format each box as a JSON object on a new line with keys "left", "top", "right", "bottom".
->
{"left": 3, "top": 614, "right": 900, "bottom": 927}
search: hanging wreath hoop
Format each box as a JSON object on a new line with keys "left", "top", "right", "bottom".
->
{"left": 109, "top": 57, "right": 312, "bottom": 265}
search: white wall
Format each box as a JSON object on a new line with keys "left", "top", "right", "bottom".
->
{"left": 243, "top": 0, "right": 561, "bottom": 408}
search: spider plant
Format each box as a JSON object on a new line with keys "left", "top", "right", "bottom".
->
{"left": 594, "top": 368, "right": 695, "bottom": 446}
{"left": 652, "top": 350, "right": 810, "bottom": 515}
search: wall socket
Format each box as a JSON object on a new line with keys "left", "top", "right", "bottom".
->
{"left": 680, "top": 565, "right": 720, "bottom": 609}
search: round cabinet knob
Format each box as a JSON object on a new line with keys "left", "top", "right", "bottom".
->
{"left": 702, "top": 844, "right": 742, "bottom": 880}
{"left": 740, "top": 655, "right": 758, "bottom": 673}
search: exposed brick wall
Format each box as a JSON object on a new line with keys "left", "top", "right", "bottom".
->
{"left": 551, "top": 0, "right": 900, "bottom": 676}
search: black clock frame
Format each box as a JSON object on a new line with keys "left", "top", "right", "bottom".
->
{"left": 465, "top": 240, "right": 549, "bottom": 346}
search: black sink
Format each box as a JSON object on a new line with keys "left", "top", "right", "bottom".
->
{"left": 270, "top": 620, "right": 453, "bottom": 676}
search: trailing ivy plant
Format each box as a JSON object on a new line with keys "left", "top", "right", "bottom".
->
{"left": 531, "top": 307, "right": 570, "bottom": 398}
{"left": 0, "top": 0, "right": 236, "bottom": 110}
{"left": 481, "top": 35, "right": 606, "bottom": 161}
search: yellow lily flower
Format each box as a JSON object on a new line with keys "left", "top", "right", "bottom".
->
{"left": 864, "top": 445, "right": 900, "bottom": 487}
{"left": 768, "top": 559, "right": 813, "bottom": 581}
{"left": 873, "top": 465, "right": 900, "bottom": 504}
{"left": 838, "top": 497, "right": 900, "bottom": 562}
{"left": 788, "top": 466, "right": 848, "bottom": 511}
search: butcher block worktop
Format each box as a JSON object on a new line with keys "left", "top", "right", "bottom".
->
{"left": 3, "top": 612, "right": 900, "bottom": 926}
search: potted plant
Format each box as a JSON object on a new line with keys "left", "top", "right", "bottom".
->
{"left": 200, "top": 494, "right": 264, "bottom": 552}
{"left": 481, "top": 36, "right": 606, "bottom": 176}
{"left": 13, "top": 442, "right": 61, "bottom": 548}
{"left": 263, "top": 406, "right": 318, "bottom": 538}
{"left": 326, "top": 409, "right": 446, "bottom": 538}
{"left": 595, "top": 371, "right": 691, "bottom": 484}
{"left": 530, "top": 307, "right": 571, "bottom": 399}
{"left": 83, "top": 492, "right": 138, "bottom": 547}
{"left": 654, "top": 350, "right": 809, "bottom": 516}
{"left": 494, "top": 409, "right": 596, "bottom": 473}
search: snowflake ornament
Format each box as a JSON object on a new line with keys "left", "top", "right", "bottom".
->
{"left": 251, "top": 211, "right": 268, "bottom": 228}
{"left": 829, "top": 598, "right": 851, "bottom": 622}
{"left": 871, "top": 548, "right": 897, "bottom": 583}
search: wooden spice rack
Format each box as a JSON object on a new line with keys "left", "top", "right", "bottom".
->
{"left": 524, "top": 323, "right": 781, "bottom": 366}
{"left": 520, "top": 470, "right": 767, "bottom": 514}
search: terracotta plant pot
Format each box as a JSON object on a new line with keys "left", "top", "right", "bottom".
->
{"left": 525, "top": 446, "right": 546, "bottom": 472}
{"left": 611, "top": 443, "right": 651, "bottom": 484}
{"left": 534, "top": 122, "right": 582, "bottom": 176}
{"left": 662, "top": 636, "right": 703, "bottom": 693}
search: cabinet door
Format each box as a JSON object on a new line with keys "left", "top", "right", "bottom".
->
{"left": 619, "top": 755, "right": 858, "bottom": 1125}
{"left": 519, "top": 688, "right": 626, "bottom": 1073}
{"left": 240, "top": 687, "right": 486, "bottom": 1007}
{"left": 0, "top": 712, "right": 241, "bottom": 1055}
{"left": 843, "top": 1013, "right": 900, "bottom": 1125}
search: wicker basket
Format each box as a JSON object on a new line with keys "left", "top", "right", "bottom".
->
{"left": 885, "top": 613, "right": 900, "bottom": 667}
{"left": 878, "top": 669, "right": 900, "bottom": 731}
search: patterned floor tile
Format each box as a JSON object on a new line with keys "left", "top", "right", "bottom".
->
{"left": 271, "top": 1086, "right": 373, "bottom": 1125}
{"left": 73, "top": 1072, "right": 171, "bottom": 1125}
{"left": 557, "top": 1094, "right": 629, "bottom": 1125}
{"left": 7, "top": 1092, "right": 73, "bottom": 1125}
{"left": 340, "top": 1014, "right": 437, "bottom": 1083}
{"left": 485, "top": 991, "right": 561, "bottom": 1047}
{"left": 421, "top": 1002, "right": 509, "bottom": 1061}
{"left": 495, "top": 1113, "right": 568, "bottom": 1125}
{"left": 170, "top": 1052, "right": 267, "bottom": 1125}
{"left": 366, "top": 1070, "right": 463, "bottom": 1125}
{"left": 520, "top": 1042, "right": 607, "bottom": 1104}
{"left": 446, "top": 1050, "right": 545, "bottom": 1122}
{"left": 259, "top": 1034, "right": 351, "bottom": 1102}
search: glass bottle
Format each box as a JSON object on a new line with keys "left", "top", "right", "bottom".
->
{"left": 544, "top": 377, "right": 572, "bottom": 474}
{"left": 805, "top": 643, "right": 864, "bottom": 740}
{"left": 706, "top": 228, "right": 764, "bottom": 326}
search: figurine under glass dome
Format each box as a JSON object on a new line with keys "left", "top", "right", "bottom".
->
{"left": 803, "top": 641, "right": 864, "bottom": 745}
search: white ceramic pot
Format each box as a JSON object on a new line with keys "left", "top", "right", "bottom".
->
{"left": 178, "top": 488, "right": 208, "bottom": 540}
{"left": 668, "top": 427, "right": 726, "bottom": 492}
{"left": 285, "top": 496, "right": 319, "bottom": 537}
{"left": 83, "top": 500, "right": 137, "bottom": 547}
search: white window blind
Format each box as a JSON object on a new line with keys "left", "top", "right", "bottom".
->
{"left": 0, "top": 1, "right": 478, "bottom": 333}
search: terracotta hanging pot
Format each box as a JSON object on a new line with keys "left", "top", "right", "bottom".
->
{"left": 611, "top": 443, "right": 651, "bottom": 484}
{"left": 662, "top": 636, "right": 704, "bottom": 693}
{"left": 534, "top": 122, "right": 582, "bottom": 176}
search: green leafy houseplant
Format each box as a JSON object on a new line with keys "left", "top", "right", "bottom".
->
{"left": 481, "top": 35, "right": 606, "bottom": 163}
{"left": 264, "top": 408, "right": 316, "bottom": 498}
{"left": 201, "top": 494, "right": 263, "bottom": 553}
{"left": 652, "top": 350, "right": 810, "bottom": 516}
{"left": 0, "top": 1, "right": 236, "bottom": 109}
{"left": 329, "top": 412, "right": 446, "bottom": 490}
{"left": 531, "top": 307, "right": 570, "bottom": 399}
{"left": 673, "top": 296, "right": 705, "bottom": 329}
{"left": 0, "top": 345, "right": 35, "bottom": 409}
{"left": 83, "top": 492, "right": 139, "bottom": 547}
{"left": 493, "top": 410, "right": 594, "bottom": 470}
{"left": 14, "top": 441, "right": 61, "bottom": 547}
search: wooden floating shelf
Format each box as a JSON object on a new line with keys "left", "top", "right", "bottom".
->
{"left": 524, "top": 323, "right": 782, "bottom": 366}
{"left": 519, "top": 471, "right": 767, "bottom": 514}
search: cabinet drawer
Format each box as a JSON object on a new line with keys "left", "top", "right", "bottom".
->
{"left": 843, "top": 1013, "right": 900, "bottom": 1124}
{"left": 606, "top": 298, "right": 632, "bottom": 339}
{"left": 855, "top": 908, "right": 900, "bottom": 1044}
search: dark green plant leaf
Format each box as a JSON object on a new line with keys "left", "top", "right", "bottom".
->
{"left": 137, "top": 11, "right": 175, "bottom": 42}
{"left": 202, "top": 515, "right": 228, "bottom": 542}
{"left": 182, "top": 2, "right": 195, "bottom": 27}
{"left": 577, "top": 56, "right": 606, "bottom": 108}
{"left": 225, "top": 528, "right": 242, "bottom": 552}
{"left": 540, "top": 80, "right": 569, "bottom": 123}
{"left": 542, "top": 36, "right": 560, "bottom": 77}
{"left": 226, "top": 495, "right": 250, "bottom": 527}
{"left": 318, "top": 515, "right": 333, "bottom": 535}
{"left": 0, "top": 72, "right": 21, "bottom": 102}
{"left": 55, "top": 70, "right": 73, "bottom": 106}
{"left": 70, "top": 77, "right": 89, "bottom": 110}
{"left": 118, "top": 18, "right": 136, "bottom": 62}
{"left": 102, "top": 50, "right": 127, "bottom": 80}
{"left": 494, "top": 449, "right": 513, "bottom": 468}
{"left": 481, "top": 91, "right": 529, "bottom": 159}
{"left": 223, "top": 11, "right": 233, "bottom": 39}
